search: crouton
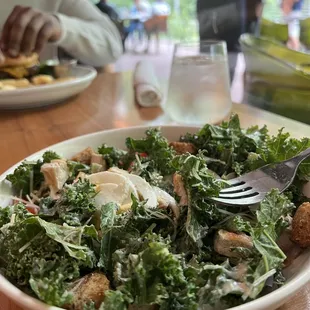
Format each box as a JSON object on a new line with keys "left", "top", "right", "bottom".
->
{"left": 70, "top": 272, "right": 110, "bottom": 310}
{"left": 40, "top": 159, "right": 69, "bottom": 198}
{"left": 91, "top": 153, "right": 107, "bottom": 168}
{"left": 71, "top": 147, "right": 94, "bottom": 165}
{"left": 173, "top": 173, "right": 188, "bottom": 206}
{"left": 214, "top": 229, "right": 253, "bottom": 258}
{"left": 291, "top": 202, "right": 310, "bottom": 248}
{"left": 169, "top": 142, "right": 197, "bottom": 155}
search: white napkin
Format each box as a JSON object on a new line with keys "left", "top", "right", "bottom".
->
{"left": 133, "top": 60, "right": 163, "bottom": 108}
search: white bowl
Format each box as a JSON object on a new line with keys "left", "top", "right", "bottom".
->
{"left": 0, "top": 126, "right": 309, "bottom": 310}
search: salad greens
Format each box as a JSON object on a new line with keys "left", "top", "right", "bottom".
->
{"left": 0, "top": 115, "right": 309, "bottom": 310}
{"left": 6, "top": 150, "right": 61, "bottom": 196}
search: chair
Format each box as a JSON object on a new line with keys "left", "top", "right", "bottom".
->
{"left": 240, "top": 33, "right": 310, "bottom": 124}
{"left": 143, "top": 15, "right": 169, "bottom": 52}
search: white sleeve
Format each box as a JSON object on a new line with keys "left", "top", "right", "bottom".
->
{"left": 54, "top": 0, "right": 123, "bottom": 67}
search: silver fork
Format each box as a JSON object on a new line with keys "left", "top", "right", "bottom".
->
{"left": 212, "top": 147, "right": 310, "bottom": 206}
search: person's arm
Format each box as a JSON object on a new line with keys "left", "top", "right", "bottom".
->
{"left": 55, "top": 0, "right": 123, "bottom": 67}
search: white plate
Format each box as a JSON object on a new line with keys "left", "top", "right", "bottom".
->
{"left": 0, "top": 66, "right": 97, "bottom": 109}
{"left": 0, "top": 126, "right": 309, "bottom": 310}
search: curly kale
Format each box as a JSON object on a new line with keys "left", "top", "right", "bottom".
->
{"left": 125, "top": 128, "right": 176, "bottom": 185}
{"left": 54, "top": 179, "right": 98, "bottom": 226}
{"left": 0, "top": 206, "right": 97, "bottom": 306}
{"left": 172, "top": 153, "right": 228, "bottom": 247}
{"left": 97, "top": 144, "right": 127, "bottom": 168}
{"left": 180, "top": 114, "right": 268, "bottom": 176}
{"left": 6, "top": 150, "right": 61, "bottom": 196}
{"left": 103, "top": 234, "right": 198, "bottom": 310}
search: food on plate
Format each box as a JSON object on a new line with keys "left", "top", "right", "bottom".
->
{"left": 214, "top": 229, "right": 254, "bottom": 259}
{"left": 0, "top": 83, "right": 16, "bottom": 91}
{"left": 291, "top": 202, "right": 310, "bottom": 247}
{"left": 0, "top": 114, "right": 309, "bottom": 310}
{"left": 169, "top": 141, "right": 197, "bottom": 155}
{"left": 70, "top": 272, "right": 110, "bottom": 310}
{"left": 0, "top": 78, "right": 31, "bottom": 88}
{"left": 31, "top": 74, "right": 55, "bottom": 85}
{"left": 0, "top": 53, "right": 76, "bottom": 91}
{"left": 0, "top": 53, "right": 39, "bottom": 79}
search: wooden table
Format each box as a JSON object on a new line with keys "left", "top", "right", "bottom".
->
{"left": 0, "top": 72, "right": 309, "bottom": 310}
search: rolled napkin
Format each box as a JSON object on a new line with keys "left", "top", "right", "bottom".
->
{"left": 133, "top": 60, "right": 163, "bottom": 107}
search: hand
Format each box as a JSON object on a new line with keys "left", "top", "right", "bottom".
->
{"left": 1, "top": 5, "right": 62, "bottom": 57}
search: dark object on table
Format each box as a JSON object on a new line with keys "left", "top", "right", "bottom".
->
{"left": 197, "top": 0, "right": 263, "bottom": 79}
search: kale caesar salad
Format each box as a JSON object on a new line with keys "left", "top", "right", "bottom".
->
{"left": 0, "top": 115, "right": 310, "bottom": 310}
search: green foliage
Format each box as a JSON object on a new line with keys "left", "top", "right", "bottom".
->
{"left": 172, "top": 153, "right": 228, "bottom": 246}
{"left": 181, "top": 114, "right": 269, "bottom": 177}
{"left": 97, "top": 144, "right": 127, "bottom": 168}
{"left": 54, "top": 179, "right": 98, "bottom": 226}
{"left": 125, "top": 128, "right": 176, "bottom": 186}
{"left": 6, "top": 150, "right": 61, "bottom": 196}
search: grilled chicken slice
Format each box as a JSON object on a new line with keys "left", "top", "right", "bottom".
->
{"left": 173, "top": 173, "right": 188, "bottom": 206}
{"left": 41, "top": 159, "right": 69, "bottom": 198}
{"left": 214, "top": 229, "right": 253, "bottom": 259}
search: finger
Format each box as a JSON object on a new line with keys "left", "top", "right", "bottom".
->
{"left": 6, "top": 7, "right": 36, "bottom": 56}
{"left": 34, "top": 22, "right": 54, "bottom": 54}
{"left": 20, "top": 14, "right": 45, "bottom": 55}
{"left": 1, "top": 5, "right": 23, "bottom": 50}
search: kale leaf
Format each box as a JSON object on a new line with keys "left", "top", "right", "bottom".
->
{"left": 54, "top": 179, "right": 98, "bottom": 226}
{"left": 172, "top": 154, "right": 227, "bottom": 247}
{"left": 29, "top": 258, "right": 79, "bottom": 306}
{"left": 125, "top": 128, "right": 176, "bottom": 185}
{"left": 24, "top": 217, "right": 97, "bottom": 266}
{"left": 233, "top": 190, "right": 294, "bottom": 299}
{"left": 98, "top": 202, "right": 118, "bottom": 270}
{"left": 245, "top": 128, "right": 310, "bottom": 181}
{"left": 67, "top": 160, "right": 90, "bottom": 181}
{"left": 98, "top": 197, "right": 175, "bottom": 273}
{"left": 181, "top": 114, "right": 268, "bottom": 176}
{"left": 98, "top": 144, "right": 127, "bottom": 168}
{"left": 196, "top": 261, "right": 247, "bottom": 308}
{"left": 0, "top": 205, "right": 97, "bottom": 306}
{"left": 42, "top": 151, "right": 61, "bottom": 163}
{"left": 6, "top": 150, "right": 61, "bottom": 196}
{"left": 103, "top": 234, "right": 198, "bottom": 310}
{"left": 0, "top": 203, "right": 32, "bottom": 228}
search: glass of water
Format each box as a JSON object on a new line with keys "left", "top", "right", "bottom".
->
{"left": 166, "top": 41, "right": 232, "bottom": 125}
